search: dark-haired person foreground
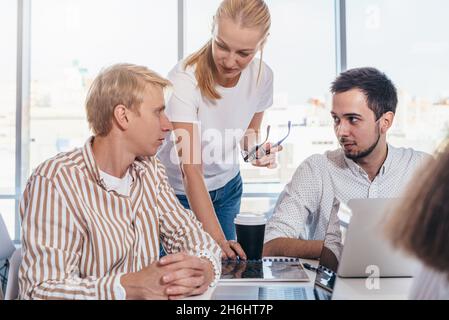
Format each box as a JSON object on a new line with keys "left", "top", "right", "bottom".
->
{"left": 386, "top": 142, "right": 449, "bottom": 300}
{"left": 263, "top": 67, "right": 430, "bottom": 259}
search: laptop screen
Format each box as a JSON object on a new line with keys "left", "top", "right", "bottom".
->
{"left": 318, "top": 198, "right": 406, "bottom": 274}
{"left": 333, "top": 198, "right": 417, "bottom": 278}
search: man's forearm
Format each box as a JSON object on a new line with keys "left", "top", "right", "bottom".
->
{"left": 21, "top": 274, "right": 120, "bottom": 300}
{"left": 263, "top": 238, "right": 324, "bottom": 259}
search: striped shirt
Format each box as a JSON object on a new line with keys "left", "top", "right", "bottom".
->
{"left": 18, "top": 137, "right": 221, "bottom": 300}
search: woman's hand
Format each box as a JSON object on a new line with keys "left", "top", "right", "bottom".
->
{"left": 251, "top": 142, "right": 283, "bottom": 168}
{"left": 218, "top": 239, "right": 247, "bottom": 261}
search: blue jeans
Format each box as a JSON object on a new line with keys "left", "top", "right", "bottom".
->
{"left": 176, "top": 172, "right": 243, "bottom": 241}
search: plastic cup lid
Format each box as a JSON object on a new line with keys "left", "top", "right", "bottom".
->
{"left": 234, "top": 213, "right": 267, "bottom": 226}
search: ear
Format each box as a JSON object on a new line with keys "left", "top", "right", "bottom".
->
{"left": 380, "top": 111, "right": 395, "bottom": 134}
{"left": 113, "top": 104, "right": 130, "bottom": 131}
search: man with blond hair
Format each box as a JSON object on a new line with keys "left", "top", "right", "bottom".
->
{"left": 18, "top": 63, "right": 221, "bottom": 300}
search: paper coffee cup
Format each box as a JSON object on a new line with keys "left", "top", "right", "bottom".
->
{"left": 234, "top": 213, "right": 267, "bottom": 260}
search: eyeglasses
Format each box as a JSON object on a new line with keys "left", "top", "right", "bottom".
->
{"left": 242, "top": 121, "right": 292, "bottom": 162}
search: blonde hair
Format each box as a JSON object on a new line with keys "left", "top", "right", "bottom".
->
{"left": 185, "top": 0, "right": 271, "bottom": 101}
{"left": 85, "top": 63, "right": 171, "bottom": 136}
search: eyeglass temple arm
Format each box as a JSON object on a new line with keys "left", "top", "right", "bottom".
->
{"left": 271, "top": 121, "right": 292, "bottom": 148}
{"left": 254, "top": 125, "right": 271, "bottom": 150}
{"left": 260, "top": 125, "right": 271, "bottom": 146}
{"left": 242, "top": 125, "right": 271, "bottom": 162}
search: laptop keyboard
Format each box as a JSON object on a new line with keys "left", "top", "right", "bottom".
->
{"left": 258, "top": 287, "right": 310, "bottom": 300}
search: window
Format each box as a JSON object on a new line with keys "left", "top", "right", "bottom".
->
{"left": 248, "top": 0, "right": 337, "bottom": 186}
{"left": 5, "top": 1, "right": 448, "bottom": 236}
{"left": 185, "top": 0, "right": 221, "bottom": 55}
{"left": 29, "top": 0, "right": 178, "bottom": 173}
{"left": 0, "top": 200, "right": 16, "bottom": 241}
{"left": 0, "top": 1, "right": 17, "bottom": 238}
{"left": 0, "top": 2, "right": 17, "bottom": 196}
{"left": 347, "top": 0, "right": 449, "bottom": 152}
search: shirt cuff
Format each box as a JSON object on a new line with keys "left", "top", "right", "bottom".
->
{"left": 197, "top": 250, "right": 221, "bottom": 287}
{"left": 113, "top": 273, "right": 127, "bottom": 300}
{"left": 264, "top": 231, "right": 282, "bottom": 244}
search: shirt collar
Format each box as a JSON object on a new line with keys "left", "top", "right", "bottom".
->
{"left": 343, "top": 144, "right": 394, "bottom": 178}
{"left": 381, "top": 144, "right": 395, "bottom": 176}
{"left": 82, "top": 136, "right": 104, "bottom": 187}
{"left": 82, "top": 136, "right": 148, "bottom": 190}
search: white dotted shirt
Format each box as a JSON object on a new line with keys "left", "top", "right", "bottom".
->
{"left": 265, "top": 144, "right": 430, "bottom": 256}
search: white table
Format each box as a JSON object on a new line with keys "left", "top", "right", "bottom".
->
{"left": 332, "top": 277, "right": 413, "bottom": 300}
{"left": 186, "top": 258, "right": 413, "bottom": 300}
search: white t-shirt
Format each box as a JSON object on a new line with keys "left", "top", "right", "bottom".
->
{"left": 157, "top": 58, "right": 274, "bottom": 194}
{"left": 99, "top": 169, "right": 132, "bottom": 197}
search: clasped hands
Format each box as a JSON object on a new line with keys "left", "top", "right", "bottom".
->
{"left": 120, "top": 252, "right": 215, "bottom": 300}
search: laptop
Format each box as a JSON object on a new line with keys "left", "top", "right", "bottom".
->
{"left": 336, "top": 198, "right": 419, "bottom": 278}
{"left": 212, "top": 215, "right": 338, "bottom": 300}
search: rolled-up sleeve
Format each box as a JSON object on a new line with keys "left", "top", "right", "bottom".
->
{"left": 323, "top": 199, "right": 343, "bottom": 261}
{"left": 19, "top": 175, "right": 120, "bottom": 300}
{"left": 166, "top": 69, "right": 199, "bottom": 123}
{"left": 256, "top": 64, "right": 274, "bottom": 113}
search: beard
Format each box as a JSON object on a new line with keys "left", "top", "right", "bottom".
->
{"left": 341, "top": 126, "right": 381, "bottom": 160}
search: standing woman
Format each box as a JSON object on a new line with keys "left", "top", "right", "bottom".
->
{"left": 158, "top": 0, "right": 281, "bottom": 259}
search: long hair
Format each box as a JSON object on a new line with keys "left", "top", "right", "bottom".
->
{"left": 185, "top": 0, "right": 271, "bottom": 101}
{"left": 386, "top": 140, "right": 449, "bottom": 277}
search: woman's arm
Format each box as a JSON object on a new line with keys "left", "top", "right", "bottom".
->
{"left": 240, "top": 112, "right": 264, "bottom": 152}
{"left": 171, "top": 121, "right": 246, "bottom": 260}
